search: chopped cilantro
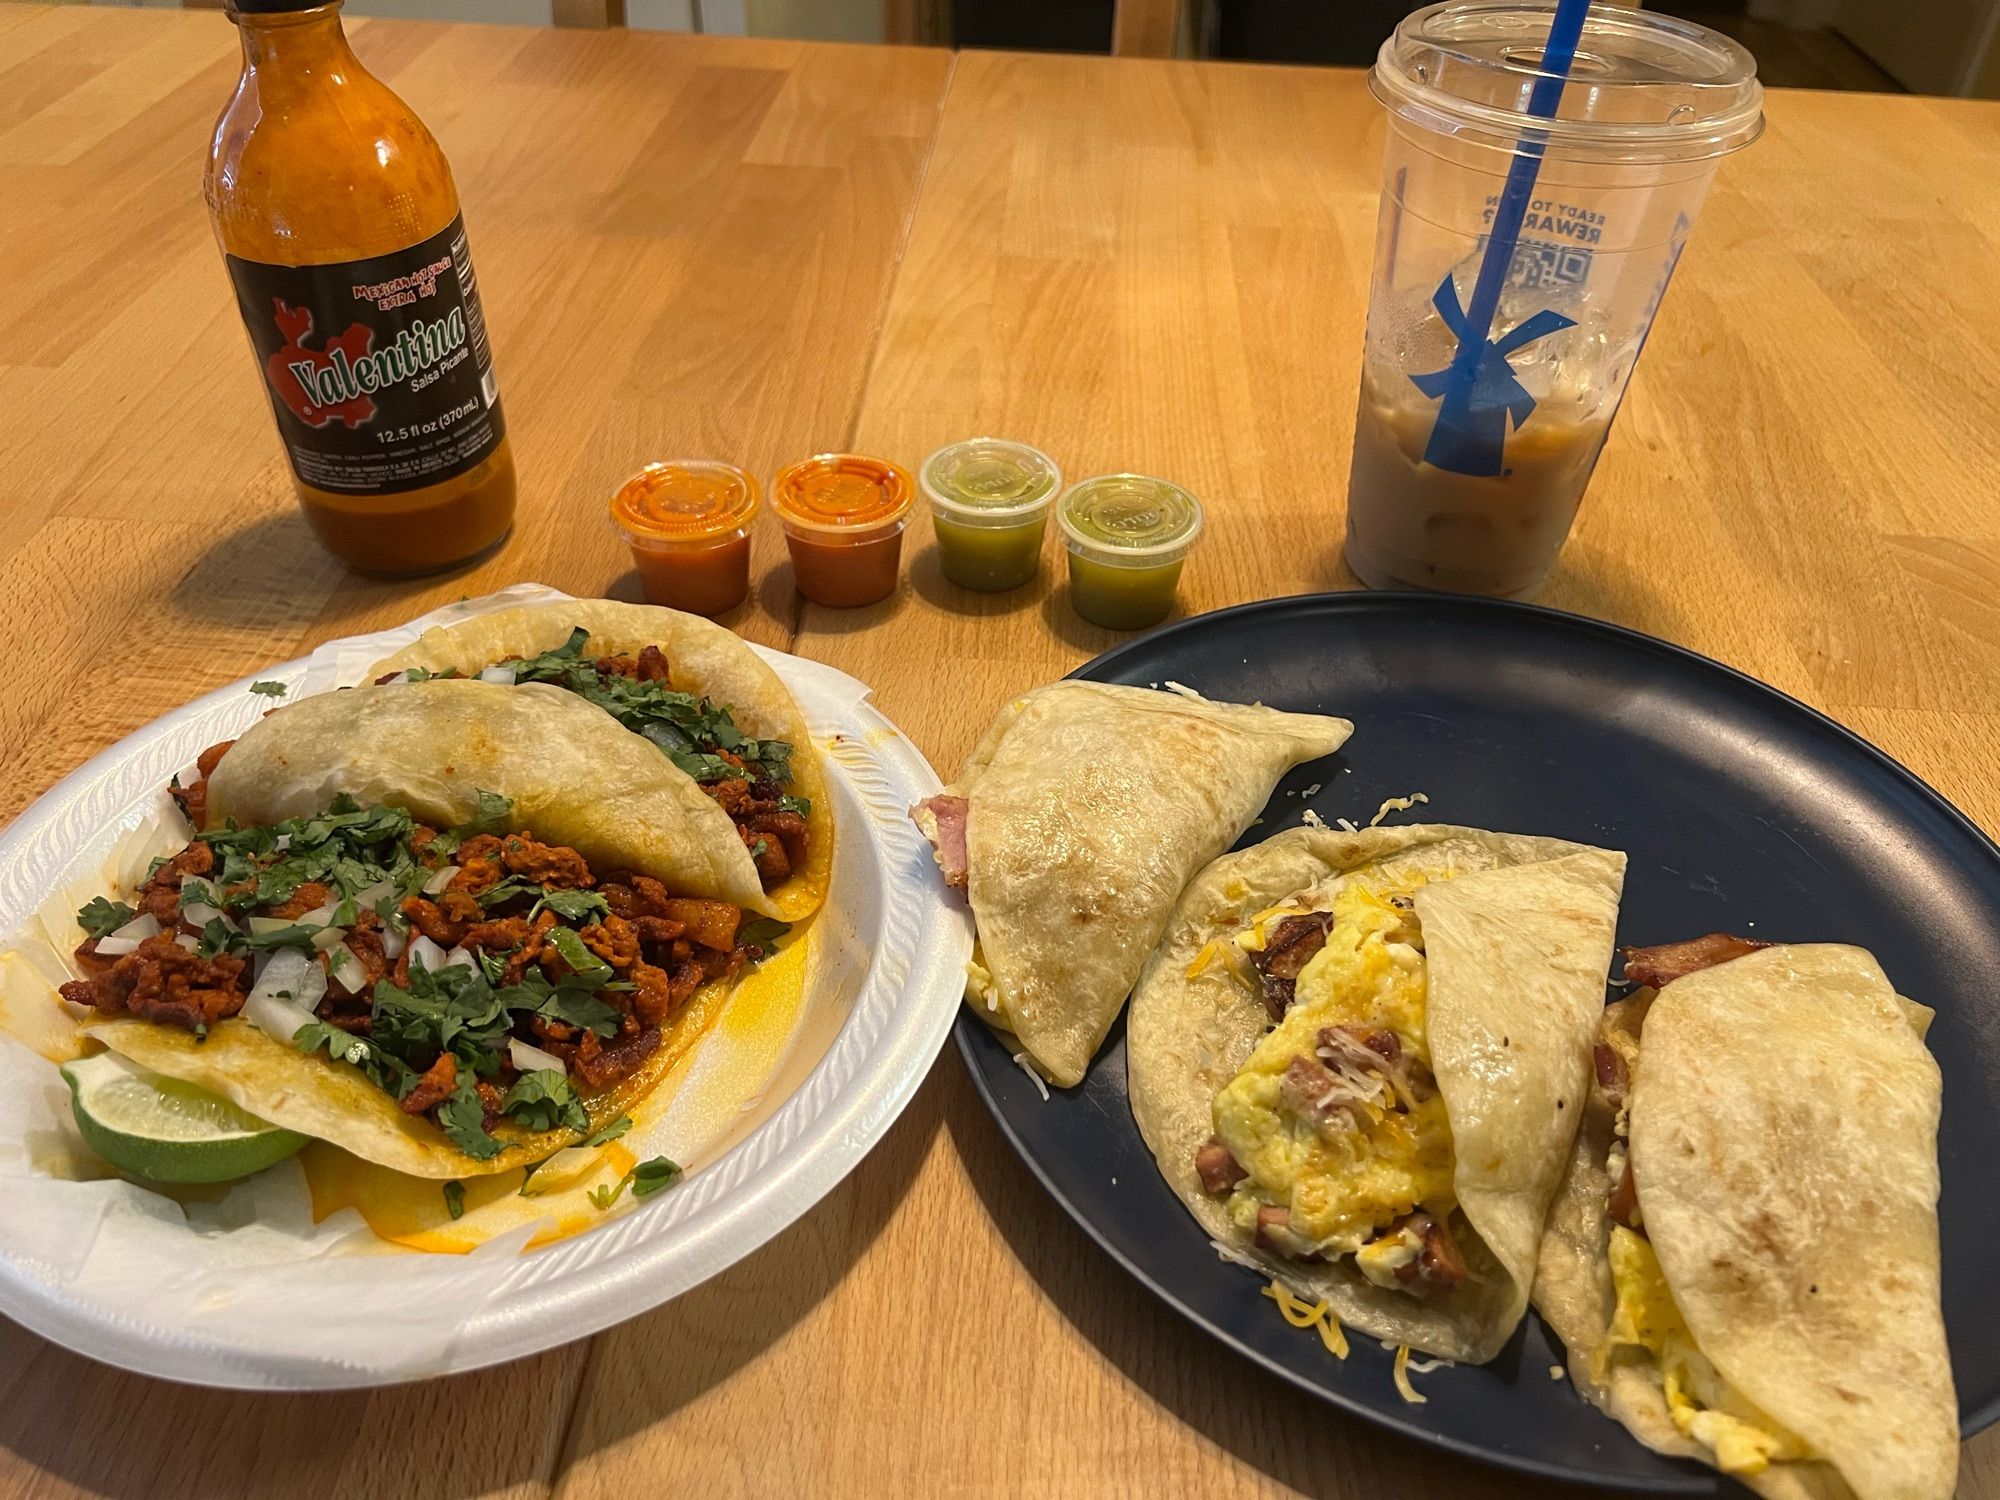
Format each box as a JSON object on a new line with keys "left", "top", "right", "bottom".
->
{"left": 737, "top": 917, "right": 791, "bottom": 956}
{"left": 248, "top": 680, "right": 289, "bottom": 699}
{"left": 544, "top": 926, "right": 610, "bottom": 982}
{"left": 194, "top": 917, "right": 237, "bottom": 958}
{"left": 583, "top": 1114, "right": 632, "bottom": 1148}
{"left": 501, "top": 1070, "right": 588, "bottom": 1135}
{"left": 536, "top": 888, "right": 610, "bottom": 924}
{"left": 630, "top": 1156, "right": 683, "bottom": 1198}
{"left": 76, "top": 897, "right": 137, "bottom": 940}
{"left": 443, "top": 1180, "right": 465, "bottom": 1220}
{"left": 777, "top": 794, "right": 812, "bottom": 819}
{"left": 587, "top": 1175, "right": 629, "bottom": 1210}
{"left": 436, "top": 1075, "right": 501, "bottom": 1159}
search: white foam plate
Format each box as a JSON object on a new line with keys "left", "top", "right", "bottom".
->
{"left": 0, "top": 587, "right": 970, "bottom": 1388}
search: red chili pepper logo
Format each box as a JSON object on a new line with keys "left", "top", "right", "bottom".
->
{"left": 265, "top": 298, "right": 377, "bottom": 429}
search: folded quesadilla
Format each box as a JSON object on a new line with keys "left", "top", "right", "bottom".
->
{"left": 913, "top": 682, "right": 1351, "bottom": 1086}
{"left": 1535, "top": 940, "right": 1957, "bottom": 1500}
{"left": 1129, "top": 823, "right": 1625, "bottom": 1362}
{"left": 44, "top": 679, "right": 784, "bottom": 1181}
{"left": 365, "top": 598, "right": 831, "bottom": 922}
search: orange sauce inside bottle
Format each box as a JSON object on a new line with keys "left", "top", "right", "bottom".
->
{"left": 204, "top": 1, "right": 515, "bottom": 576}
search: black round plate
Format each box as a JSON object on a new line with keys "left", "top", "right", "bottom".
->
{"left": 954, "top": 592, "right": 2000, "bottom": 1490}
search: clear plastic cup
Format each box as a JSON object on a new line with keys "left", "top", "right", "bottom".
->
{"left": 1345, "top": 2, "right": 1762, "bottom": 599}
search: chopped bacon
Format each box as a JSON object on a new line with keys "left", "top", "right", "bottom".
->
{"left": 1194, "top": 1138, "right": 1248, "bottom": 1195}
{"left": 1251, "top": 913, "right": 1333, "bottom": 1021}
{"left": 912, "top": 795, "right": 970, "bottom": 888}
{"left": 1594, "top": 1042, "right": 1629, "bottom": 1109}
{"left": 1621, "top": 933, "right": 1772, "bottom": 989}
{"left": 1280, "top": 1054, "right": 1367, "bottom": 1133}
{"left": 1255, "top": 1204, "right": 1313, "bottom": 1257}
{"left": 1392, "top": 1211, "right": 1469, "bottom": 1293}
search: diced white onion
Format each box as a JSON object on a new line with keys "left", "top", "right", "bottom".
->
{"left": 509, "top": 1038, "right": 566, "bottom": 1076}
{"left": 355, "top": 880, "right": 399, "bottom": 913}
{"left": 297, "top": 901, "right": 341, "bottom": 927}
{"left": 326, "top": 943, "right": 367, "bottom": 992}
{"left": 408, "top": 934, "right": 448, "bottom": 973}
{"left": 181, "top": 902, "right": 238, "bottom": 933}
{"left": 478, "top": 664, "right": 518, "bottom": 686}
{"left": 423, "top": 864, "right": 460, "bottom": 895}
{"left": 245, "top": 950, "right": 326, "bottom": 1040}
{"left": 443, "top": 945, "right": 475, "bottom": 972}
{"left": 244, "top": 990, "right": 319, "bottom": 1042}
{"left": 174, "top": 933, "right": 200, "bottom": 952}
{"left": 380, "top": 926, "right": 407, "bottom": 963}
{"left": 247, "top": 915, "right": 298, "bottom": 936}
{"left": 92, "top": 912, "right": 162, "bottom": 956}
{"left": 380, "top": 670, "right": 413, "bottom": 685}
{"left": 272, "top": 834, "right": 291, "bottom": 852}
{"left": 311, "top": 925, "right": 348, "bottom": 953}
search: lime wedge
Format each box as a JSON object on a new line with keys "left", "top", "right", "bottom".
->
{"left": 60, "top": 1050, "right": 309, "bottom": 1184}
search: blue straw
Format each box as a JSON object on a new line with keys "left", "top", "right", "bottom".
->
{"left": 1419, "top": 0, "right": 1591, "bottom": 474}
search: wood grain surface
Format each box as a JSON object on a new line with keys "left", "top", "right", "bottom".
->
{"left": 2, "top": 6, "right": 1997, "bottom": 1497}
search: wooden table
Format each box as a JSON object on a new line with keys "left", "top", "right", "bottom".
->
{"left": 2, "top": 5, "right": 1997, "bottom": 1495}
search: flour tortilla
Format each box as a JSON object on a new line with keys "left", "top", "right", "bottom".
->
{"left": 944, "top": 682, "right": 1351, "bottom": 1087}
{"left": 366, "top": 599, "right": 830, "bottom": 922}
{"left": 209, "top": 678, "right": 772, "bottom": 915}
{"left": 1534, "top": 945, "right": 1956, "bottom": 1500}
{"left": 1129, "top": 822, "right": 1626, "bottom": 1362}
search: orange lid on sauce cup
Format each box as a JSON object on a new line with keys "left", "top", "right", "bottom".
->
{"left": 772, "top": 453, "right": 916, "bottom": 608}
{"left": 610, "top": 461, "right": 760, "bottom": 616}
{"left": 772, "top": 453, "right": 916, "bottom": 540}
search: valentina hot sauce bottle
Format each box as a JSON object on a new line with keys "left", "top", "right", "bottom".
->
{"left": 205, "top": 0, "right": 515, "bottom": 575}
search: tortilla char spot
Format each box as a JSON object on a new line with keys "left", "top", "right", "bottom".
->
{"left": 1834, "top": 1386, "right": 1863, "bottom": 1405}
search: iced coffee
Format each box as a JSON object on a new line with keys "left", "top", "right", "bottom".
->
{"left": 1346, "top": 3, "right": 1763, "bottom": 599}
{"left": 1344, "top": 373, "right": 1611, "bottom": 599}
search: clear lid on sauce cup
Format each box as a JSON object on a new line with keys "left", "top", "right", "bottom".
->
{"left": 772, "top": 453, "right": 916, "bottom": 542}
{"left": 921, "top": 439, "right": 1063, "bottom": 529}
{"left": 1057, "top": 473, "right": 1204, "bottom": 568}
{"left": 611, "top": 461, "right": 760, "bottom": 549}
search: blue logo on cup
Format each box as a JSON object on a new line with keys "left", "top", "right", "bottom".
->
{"left": 1412, "top": 272, "right": 1576, "bottom": 477}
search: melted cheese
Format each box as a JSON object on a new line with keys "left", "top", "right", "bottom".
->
{"left": 1605, "top": 1226, "right": 1814, "bottom": 1475}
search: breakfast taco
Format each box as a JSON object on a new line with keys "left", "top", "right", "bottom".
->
{"left": 33, "top": 679, "right": 786, "bottom": 1181}
{"left": 912, "top": 682, "right": 1351, "bottom": 1087}
{"left": 1128, "top": 823, "right": 1625, "bottom": 1363}
{"left": 1534, "top": 939, "right": 1957, "bottom": 1500}
{"left": 365, "top": 598, "right": 830, "bottom": 922}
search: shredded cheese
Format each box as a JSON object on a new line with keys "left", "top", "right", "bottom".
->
{"left": 1369, "top": 792, "right": 1431, "bottom": 827}
{"left": 1392, "top": 1343, "right": 1429, "bottom": 1404}
{"left": 1262, "top": 1280, "right": 1350, "bottom": 1360}
{"left": 1010, "top": 1052, "right": 1050, "bottom": 1101}
{"left": 1186, "top": 940, "right": 1222, "bottom": 980}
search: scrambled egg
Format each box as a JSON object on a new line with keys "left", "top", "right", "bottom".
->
{"left": 1605, "top": 1225, "right": 1813, "bottom": 1475}
{"left": 1212, "top": 882, "right": 1455, "bottom": 1256}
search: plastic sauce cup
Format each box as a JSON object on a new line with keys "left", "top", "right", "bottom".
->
{"left": 921, "top": 438, "right": 1063, "bottom": 592}
{"left": 610, "top": 460, "right": 760, "bottom": 616}
{"left": 772, "top": 453, "right": 916, "bottom": 608}
{"left": 1057, "top": 473, "right": 1204, "bottom": 631}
